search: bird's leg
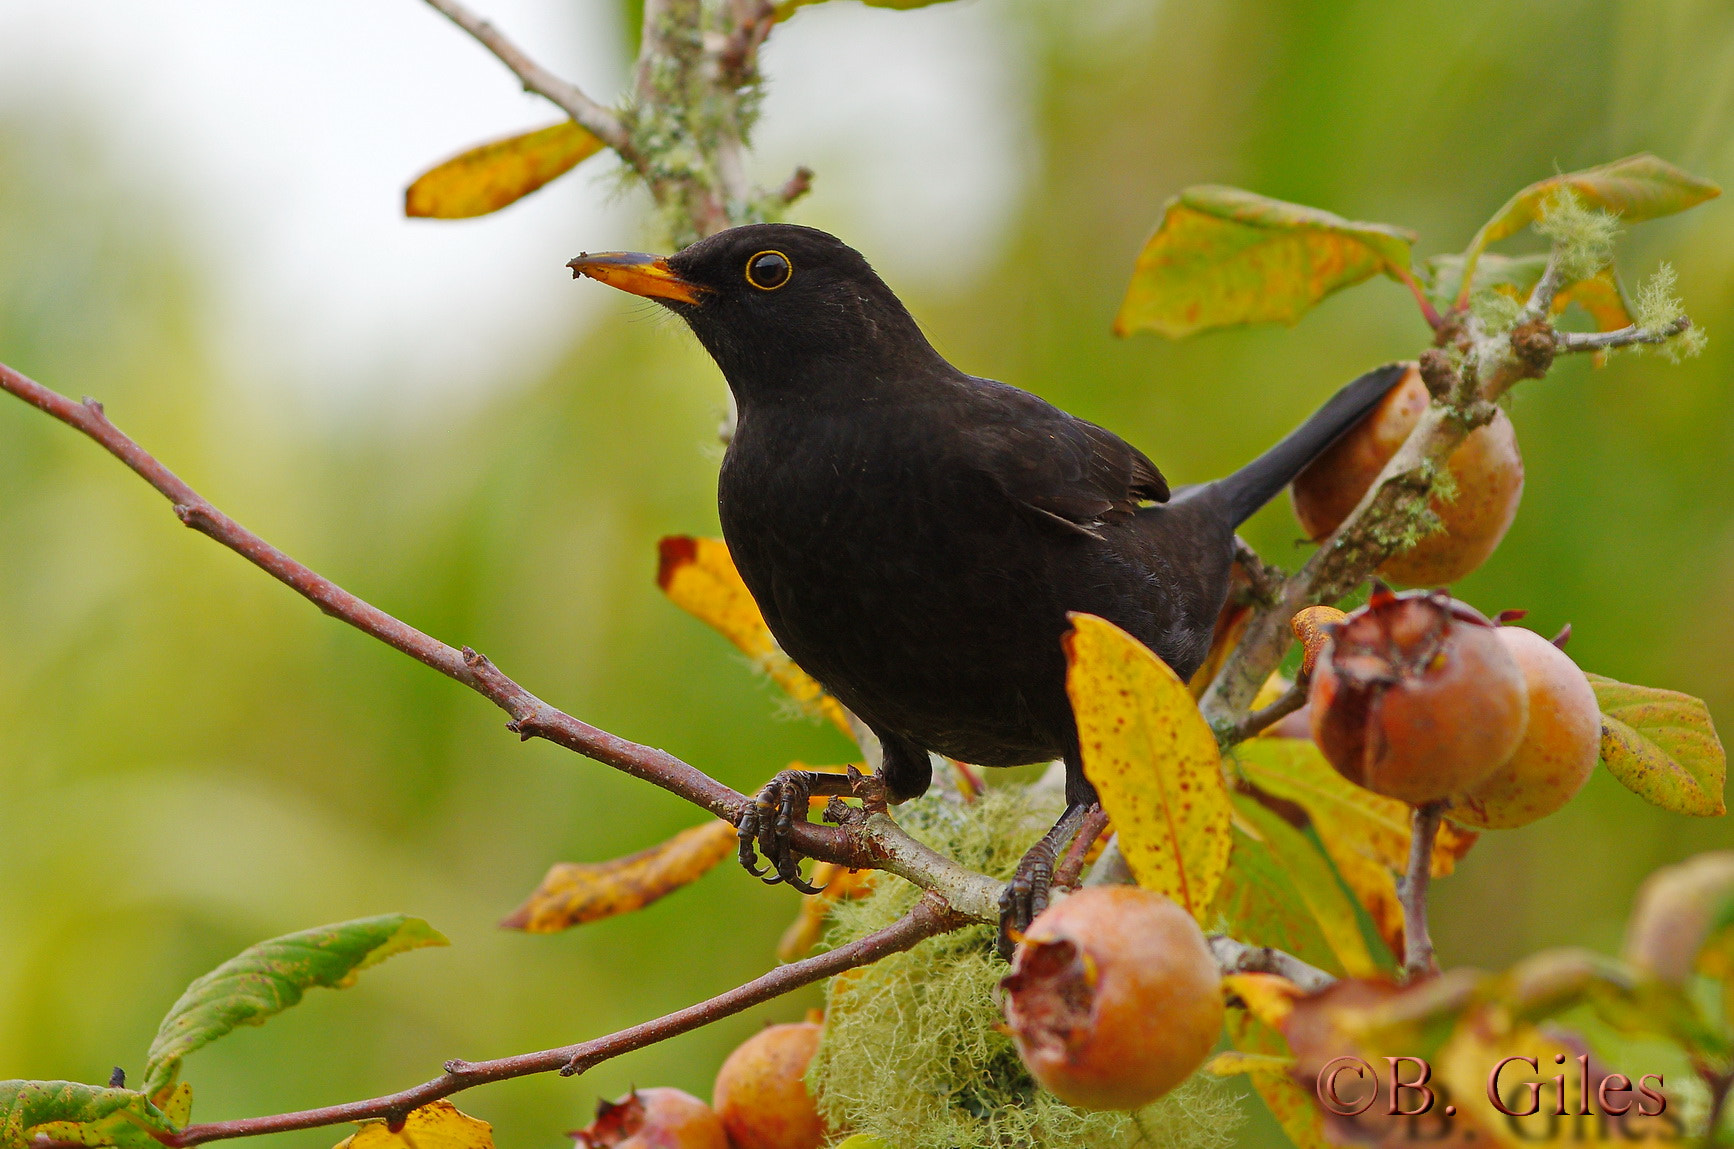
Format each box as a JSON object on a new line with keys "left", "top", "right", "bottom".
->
{"left": 736, "top": 768, "right": 859, "bottom": 893}
{"left": 997, "top": 800, "right": 1099, "bottom": 960}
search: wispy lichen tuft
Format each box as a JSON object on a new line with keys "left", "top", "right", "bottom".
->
{"left": 1534, "top": 190, "right": 1622, "bottom": 285}
{"left": 808, "top": 786, "right": 1244, "bottom": 1149}
{"left": 1630, "top": 262, "right": 1707, "bottom": 362}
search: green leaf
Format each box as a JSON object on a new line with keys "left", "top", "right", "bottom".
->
{"left": 1065, "top": 613, "right": 1234, "bottom": 920}
{"left": 1589, "top": 673, "right": 1726, "bottom": 817}
{"left": 1231, "top": 795, "right": 1379, "bottom": 979}
{"left": 1114, "top": 185, "right": 1417, "bottom": 338}
{"left": 142, "top": 915, "right": 448, "bottom": 1095}
{"left": 405, "top": 122, "right": 605, "bottom": 220}
{"left": 1208, "top": 826, "right": 1339, "bottom": 976}
{"left": 0, "top": 1082, "right": 177, "bottom": 1149}
{"left": 1456, "top": 154, "right": 1720, "bottom": 300}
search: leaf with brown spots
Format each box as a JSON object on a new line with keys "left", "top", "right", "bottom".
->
{"left": 1065, "top": 613, "right": 1233, "bottom": 920}
{"left": 658, "top": 537, "right": 852, "bottom": 734}
{"left": 1589, "top": 673, "right": 1726, "bottom": 817}
{"left": 405, "top": 122, "right": 604, "bottom": 219}
{"left": 333, "top": 1102, "right": 492, "bottom": 1149}
{"left": 1233, "top": 796, "right": 1380, "bottom": 978}
{"left": 502, "top": 820, "right": 738, "bottom": 933}
{"left": 1232, "top": 738, "right": 1476, "bottom": 958}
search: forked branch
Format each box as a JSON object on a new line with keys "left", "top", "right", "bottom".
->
{"left": 421, "top": 0, "right": 629, "bottom": 153}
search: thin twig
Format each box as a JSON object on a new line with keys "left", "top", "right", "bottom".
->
{"left": 1556, "top": 316, "right": 1691, "bottom": 353}
{"left": 1518, "top": 249, "right": 1569, "bottom": 325}
{"left": 1399, "top": 801, "right": 1446, "bottom": 981}
{"left": 1207, "top": 935, "right": 1336, "bottom": 995}
{"left": 421, "top": 0, "right": 629, "bottom": 154}
{"left": 1231, "top": 679, "right": 1308, "bottom": 742}
{"left": 154, "top": 895, "right": 961, "bottom": 1146}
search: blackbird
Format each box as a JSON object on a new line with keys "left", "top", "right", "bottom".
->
{"left": 570, "top": 223, "right": 1405, "bottom": 946}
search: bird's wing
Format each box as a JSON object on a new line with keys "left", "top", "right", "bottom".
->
{"left": 962, "top": 383, "right": 1169, "bottom": 538}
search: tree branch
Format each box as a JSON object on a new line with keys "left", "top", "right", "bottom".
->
{"left": 155, "top": 894, "right": 962, "bottom": 1146}
{"left": 421, "top": 0, "right": 630, "bottom": 154}
{"left": 1398, "top": 800, "right": 1445, "bottom": 982}
{"left": 1230, "top": 678, "right": 1308, "bottom": 742}
{"left": 0, "top": 361, "right": 1003, "bottom": 918}
{"left": 1208, "top": 935, "right": 1336, "bottom": 995}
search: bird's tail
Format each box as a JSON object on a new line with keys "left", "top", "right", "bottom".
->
{"left": 1213, "top": 362, "right": 1410, "bottom": 527}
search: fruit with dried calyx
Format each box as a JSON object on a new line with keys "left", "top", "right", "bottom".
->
{"left": 1447, "top": 625, "right": 1600, "bottom": 829}
{"left": 1001, "top": 886, "right": 1223, "bottom": 1110}
{"left": 713, "top": 1022, "right": 826, "bottom": 1149}
{"left": 569, "top": 1088, "right": 729, "bottom": 1149}
{"left": 1309, "top": 588, "right": 1529, "bottom": 805}
{"left": 1291, "top": 362, "right": 1524, "bottom": 586}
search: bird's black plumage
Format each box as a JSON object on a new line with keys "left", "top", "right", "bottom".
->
{"left": 570, "top": 224, "right": 1406, "bottom": 941}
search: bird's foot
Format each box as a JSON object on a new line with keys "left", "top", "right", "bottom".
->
{"left": 996, "top": 801, "right": 1097, "bottom": 960}
{"left": 736, "top": 768, "right": 858, "bottom": 893}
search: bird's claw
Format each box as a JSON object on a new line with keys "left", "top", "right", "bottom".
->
{"left": 997, "top": 847, "right": 1056, "bottom": 961}
{"left": 736, "top": 770, "right": 824, "bottom": 895}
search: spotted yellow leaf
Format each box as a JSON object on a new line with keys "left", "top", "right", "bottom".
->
{"left": 501, "top": 819, "right": 738, "bottom": 933}
{"left": 1064, "top": 612, "right": 1232, "bottom": 919}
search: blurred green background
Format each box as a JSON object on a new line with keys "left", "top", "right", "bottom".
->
{"left": 2, "top": 2, "right": 1732, "bottom": 1147}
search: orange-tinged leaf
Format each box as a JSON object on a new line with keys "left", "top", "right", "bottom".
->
{"left": 501, "top": 820, "right": 737, "bottom": 933}
{"left": 1211, "top": 826, "right": 1342, "bottom": 975}
{"left": 1065, "top": 613, "right": 1233, "bottom": 919}
{"left": 1589, "top": 673, "right": 1726, "bottom": 816}
{"left": 1456, "top": 154, "right": 1720, "bottom": 298}
{"left": 405, "top": 121, "right": 604, "bottom": 220}
{"left": 1291, "top": 606, "right": 1346, "bottom": 679}
{"left": 1234, "top": 739, "right": 1476, "bottom": 957}
{"left": 334, "top": 1102, "right": 491, "bottom": 1149}
{"left": 658, "top": 537, "right": 851, "bottom": 734}
{"left": 1115, "top": 185, "right": 1416, "bottom": 339}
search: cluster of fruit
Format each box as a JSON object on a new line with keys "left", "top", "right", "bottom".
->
{"left": 990, "top": 360, "right": 1605, "bottom": 1118}
{"left": 570, "top": 1023, "right": 826, "bottom": 1149}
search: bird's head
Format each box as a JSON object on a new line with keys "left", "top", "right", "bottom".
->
{"left": 568, "top": 223, "right": 945, "bottom": 401}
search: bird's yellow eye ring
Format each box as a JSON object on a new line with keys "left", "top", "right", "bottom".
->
{"left": 745, "top": 250, "right": 793, "bottom": 291}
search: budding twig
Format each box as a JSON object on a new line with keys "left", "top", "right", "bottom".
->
{"left": 1556, "top": 316, "right": 1692, "bottom": 353}
{"left": 1397, "top": 800, "right": 1446, "bottom": 982}
{"left": 153, "top": 895, "right": 962, "bottom": 1146}
{"left": 420, "top": 0, "right": 629, "bottom": 154}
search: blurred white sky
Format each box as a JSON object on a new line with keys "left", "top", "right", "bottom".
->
{"left": 0, "top": 0, "right": 1033, "bottom": 410}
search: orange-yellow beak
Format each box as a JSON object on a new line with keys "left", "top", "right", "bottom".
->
{"left": 567, "top": 251, "right": 706, "bottom": 305}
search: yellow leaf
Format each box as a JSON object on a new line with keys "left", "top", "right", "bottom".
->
{"left": 1205, "top": 1050, "right": 1292, "bottom": 1076}
{"left": 1222, "top": 972, "right": 1303, "bottom": 1031}
{"left": 334, "top": 1102, "right": 492, "bottom": 1149}
{"left": 1115, "top": 185, "right": 1416, "bottom": 339}
{"left": 1234, "top": 739, "right": 1476, "bottom": 957}
{"left": 500, "top": 820, "right": 737, "bottom": 933}
{"left": 658, "top": 537, "right": 852, "bottom": 734}
{"left": 405, "top": 122, "right": 603, "bottom": 220}
{"left": 1065, "top": 612, "right": 1233, "bottom": 919}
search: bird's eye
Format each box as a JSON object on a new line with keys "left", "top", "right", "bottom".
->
{"left": 745, "top": 250, "right": 792, "bottom": 291}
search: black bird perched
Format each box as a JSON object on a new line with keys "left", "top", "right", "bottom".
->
{"left": 570, "top": 223, "right": 1404, "bottom": 947}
